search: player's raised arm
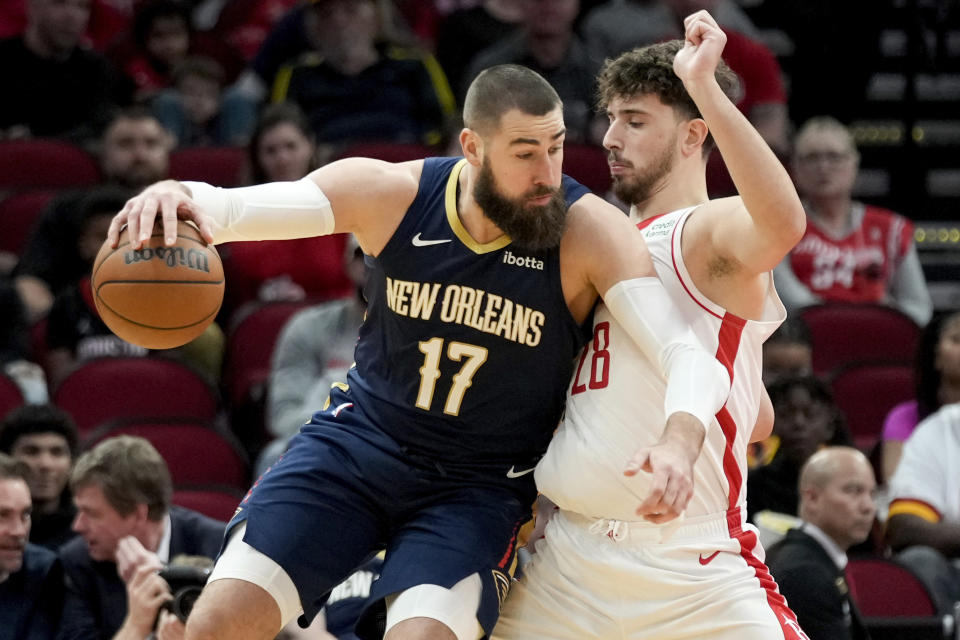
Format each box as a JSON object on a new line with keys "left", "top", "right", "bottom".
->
{"left": 677, "top": 11, "right": 805, "bottom": 273}
{"left": 107, "top": 157, "right": 421, "bottom": 255}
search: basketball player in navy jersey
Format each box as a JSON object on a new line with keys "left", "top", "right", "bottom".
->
{"left": 107, "top": 65, "right": 731, "bottom": 640}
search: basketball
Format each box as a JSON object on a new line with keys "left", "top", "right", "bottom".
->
{"left": 91, "top": 220, "right": 224, "bottom": 349}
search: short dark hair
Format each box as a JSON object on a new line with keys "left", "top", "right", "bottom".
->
{"left": 71, "top": 436, "right": 172, "bottom": 521}
{"left": 596, "top": 40, "right": 740, "bottom": 154}
{"left": 0, "top": 404, "right": 79, "bottom": 458}
{"left": 133, "top": 0, "right": 192, "bottom": 45}
{"left": 72, "top": 186, "right": 134, "bottom": 233}
{"left": 0, "top": 452, "right": 29, "bottom": 483}
{"left": 463, "top": 65, "right": 562, "bottom": 136}
{"left": 767, "top": 374, "right": 851, "bottom": 447}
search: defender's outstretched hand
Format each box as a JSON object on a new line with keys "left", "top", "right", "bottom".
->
{"left": 108, "top": 180, "right": 216, "bottom": 250}
{"left": 625, "top": 412, "right": 705, "bottom": 523}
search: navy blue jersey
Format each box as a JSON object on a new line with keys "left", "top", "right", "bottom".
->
{"left": 346, "top": 157, "right": 590, "bottom": 465}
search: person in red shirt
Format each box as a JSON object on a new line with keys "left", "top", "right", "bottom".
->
{"left": 775, "top": 116, "right": 933, "bottom": 326}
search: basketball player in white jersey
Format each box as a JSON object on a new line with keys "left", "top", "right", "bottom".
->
{"left": 493, "top": 11, "right": 810, "bottom": 640}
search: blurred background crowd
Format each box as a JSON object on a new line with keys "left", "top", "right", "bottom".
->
{"left": 2, "top": 1, "right": 960, "bottom": 639}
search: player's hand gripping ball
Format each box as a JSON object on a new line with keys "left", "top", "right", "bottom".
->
{"left": 91, "top": 220, "right": 224, "bottom": 349}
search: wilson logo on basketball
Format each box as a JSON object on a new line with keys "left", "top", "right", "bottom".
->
{"left": 123, "top": 246, "right": 211, "bottom": 273}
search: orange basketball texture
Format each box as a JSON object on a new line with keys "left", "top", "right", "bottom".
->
{"left": 91, "top": 221, "right": 224, "bottom": 349}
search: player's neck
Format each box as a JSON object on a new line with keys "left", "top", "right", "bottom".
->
{"left": 632, "top": 169, "right": 708, "bottom": 221}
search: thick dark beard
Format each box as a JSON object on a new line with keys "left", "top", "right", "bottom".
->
{"left": 610, "top": 141, "right": 676, "bottom": 206}
{"left": 474, "top": 160, "right": 567, "bottom": 252}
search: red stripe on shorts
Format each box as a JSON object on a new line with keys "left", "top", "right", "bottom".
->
{"left": 715, "top": 313, "right": 808, "bottom": 639}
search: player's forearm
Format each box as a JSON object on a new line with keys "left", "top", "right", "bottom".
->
{"left": 183, "top": 179, "right": 335, "bottom": 244}
{"left": 603, "top": 277, "right": 730, "bottom": 430}
{"left": 886, "top": 514, "right": 960, "bottom": 557}
{"left": 684, "top": 78, "right": 804, "bottom": 243}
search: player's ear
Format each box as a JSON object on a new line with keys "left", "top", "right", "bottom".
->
{"left": 680, "top": 118, "right": 709, "bottom": 158}
{"left": 461, "top": 128, "right": 483, "bottom": 167}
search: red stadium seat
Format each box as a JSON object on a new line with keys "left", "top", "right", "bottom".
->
{"left": 87, "top": 418, "right": 248, "bottom": 490}
{"left": 846, "top": 558, "right": 938, "bottom": 617}
{"left": 173, "top": 485, "right": 244, "bottom": 522}
{"left": 223, "top": 301, "right": 312, "bottom": 453}
{"left": 829, "top": 362, "right": 915, "bottom": 452}
{"left": 169, "top": 147, "right": 248, "bottom": 187}
{"left": 334, "top": 142, "right": 437, "bottom": 163}
{"left": 53, "top": 357, "right": 219, "bottom": 438}
{"left": 0, "top": 139, "right": 101, "bottom": 190}
{"left": 0, "top": 371, "right": 24, "bottom": 421}
{"left": 799, "top": 303, "right": 920, "bottom": 376}
{"left": 0, "top": 190, "right": 57, "bottom": 256}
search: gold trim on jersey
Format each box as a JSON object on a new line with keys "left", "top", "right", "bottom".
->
{"left": 445, "top": 159, "right": 512, "bottom": 254}
{"left": 888, "top": 499, "right": 941, "bottom": 523}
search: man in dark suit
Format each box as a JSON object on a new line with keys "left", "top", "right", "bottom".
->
{"left": 0, "top": 452, "right": 64, "bottom": 640}
{"left": 766, "top": 446, "right": 876, "bottom": 640}
{"left": 57, "top": 436, "right": 225, "bottom": 640}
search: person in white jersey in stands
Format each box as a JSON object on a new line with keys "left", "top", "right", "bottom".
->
{"left": 494, "top": 11, "right": 809, "bottom": 640}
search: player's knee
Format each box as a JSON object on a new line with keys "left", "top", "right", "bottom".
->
{"left": 185, "top": 579, "right": 282, "bottom": 640}
{"left": 385, "top": 617, "right": 458, "bottom": 640}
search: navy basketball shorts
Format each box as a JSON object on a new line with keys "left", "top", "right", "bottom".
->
{"left": 223, "top": 405, "right": 533, "bottom": 638}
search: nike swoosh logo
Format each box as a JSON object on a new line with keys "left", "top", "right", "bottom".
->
{"left": 699, "top": 550, "right": 721, "bottom": 565}
{"left": 412, "top": 233, "right": 452, "bottom": 247}
{"left": 506, "top": 465, "right": 536, "bottom": 479}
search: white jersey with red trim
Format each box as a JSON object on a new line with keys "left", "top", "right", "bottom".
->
{"left": 536, "top": 206, "right": 786, "bottom": 522}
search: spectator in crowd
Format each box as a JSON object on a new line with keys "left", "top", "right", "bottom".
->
{"left": 152, "top": 55, "right": 255, "bottom": 148}
{"left": 14, "top": 107, "right": 173, "bottom": 322}
{"left": 748, "top": 317, "right": 815, "bottom": 469}
{"left": 257, "top": 234, "right": 366, "bottom": 476}
{"left": 0, "top": 0, "right": 131, "bottom": 52}
{"left": 43, "top": 187, "right": 148, "bottom": 388}
{"left": 0, "top": 452, "right": 64, "bottom": 640}
{"left": 766, "top": 447, "right": 875, "bottom": 640}
{"left": 434, "top": 0, "right": 522, "bottom": 104}
{"left": 881, "top": 310, "right": 960, "bottom": 481}
{"left": 58, "top": 435, "right": 225, "bottom": 639}
{"left": 748, "top": 375, "right": 851, "bottom": 521}
{"left": 228, "top": 0, "right": 416, "bottom": 108}
{"left": 762, "top": 315, "right": 814, "bottom": 386}
{"left": 0, "top": 404, "right": 79, "bottom": 549}
{"left": 580, "top": 0, "right": 788, "bottom": 157}
{"left": 218, "top": 103, "right": 353, "bottom": 321}
{"left": 271, "top": 0, "right": 456, "bottom": 147}
{"left": 0, "top": 0, "right": 122, "bottom": 141}
{"left": 463, "top": 0, "right": 600, "bottom": 143}
{"left": 775, "top": 116, "right": 933, "bottom": 326}
{"left": 110, "top": 0, "right": 243, "bottom": 104}
{"left": 0, "top": 277, "right": 48, "bottom": 404}
{"left": 886, "top": 402, "right": 960, "bottom": 614}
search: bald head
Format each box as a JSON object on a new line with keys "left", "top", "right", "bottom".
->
{"left": 799, "top": 447, "right": 876, "bottom": 550}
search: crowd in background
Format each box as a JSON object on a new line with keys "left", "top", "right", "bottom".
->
{"left": 0, "top": 1, "right": 957, "bottom": 639}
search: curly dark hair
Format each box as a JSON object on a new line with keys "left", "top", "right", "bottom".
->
{"left": 595, "top": 40, "right": 740, "bottom": 154}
